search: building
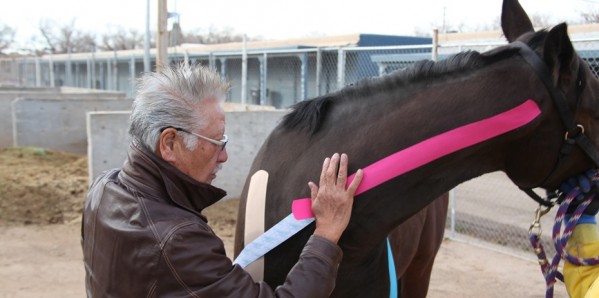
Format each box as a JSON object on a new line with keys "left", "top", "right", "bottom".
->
{"left": 4, "top": 23, "right": 599, "bottom": 108}
{"left": 1, "top": 34, "right": 432, "bottom": 109}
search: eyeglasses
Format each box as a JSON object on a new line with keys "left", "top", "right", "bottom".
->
{"left": 161, "top": 126, "right": 228, "bottom": 149}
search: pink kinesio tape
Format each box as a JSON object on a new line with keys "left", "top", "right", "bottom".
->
{"left": 292, "top": 199, "right": 313, "bottom": 219}
{"left": 292, "top": 99, "right": 541, "bottom": 220}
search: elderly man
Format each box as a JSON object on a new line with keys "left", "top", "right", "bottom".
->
{"left": 81, "top": 62, "right": 363, "bottom": 297}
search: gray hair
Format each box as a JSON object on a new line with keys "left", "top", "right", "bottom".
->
{"left": 128, "top": 62, "right": 230, "bottom": 151}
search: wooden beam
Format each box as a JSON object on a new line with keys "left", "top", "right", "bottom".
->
{"left": 156, "top": 0, "right": 168, "bottom": 71}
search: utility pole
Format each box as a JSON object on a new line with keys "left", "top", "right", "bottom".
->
{"left": 442, "top": 7, "right": 446, "bottom": 34}
{"left": 144, "top": 0, "right": 151, "bottom": 72}
{"left": 156, "top": 0, "right": 168, "bottom": 71}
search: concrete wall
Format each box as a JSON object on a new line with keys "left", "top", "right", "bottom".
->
{"left": 87, "top": 110, "right": 287, "bottom": 199}
{"left": 13, "top": 97, "right": 133, "bottom": 154}
{"left": 86, "top": 111, "right": 132, "bottom": 182}
{"left": 1, "top": 89, "right": 60, "bottom": 147}
{"left": 0, "top": 87, "right": 126, "bottom": 148}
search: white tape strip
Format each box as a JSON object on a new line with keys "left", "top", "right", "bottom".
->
{"left": 234, "top": 214, "right": 314, "bottom": 268}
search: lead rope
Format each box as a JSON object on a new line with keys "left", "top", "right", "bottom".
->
{"left": 529, "top": 174, "right": 599, "bottom": 298}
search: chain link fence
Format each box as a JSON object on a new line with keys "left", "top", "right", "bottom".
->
{"left": 2, "top": 38, "right": 599, "bottom": 258}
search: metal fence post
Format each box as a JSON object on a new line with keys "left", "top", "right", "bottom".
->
{"left": 209, "top": 52, "right": 215, "bottom": 69}
{"left": 49, "top": 54, "right": 55, "bottom": 87}
{"left": 432, "top": 28, "right": 439, "bottom": 62}
{"left": 66, "top": 49, "right": 73, "bottom": 86}
{"left": 86, "top": 58, "right": 91, "bottom": 89}
{"left": 449, "top": 188, "right": 456, "bottom": 239}
{"left": 241, "top": 35, "right": 247, "bottom": 105}
{"left": 129, "top": 56, "right": 136, "bottom": 97}
{"left": 316, "top": 48, "right": 322, "bottom": 97}
{"left": 112, "top": 51, "right": 118, "bottom": 90}
{"left": 35, "top": 57, "right": 41, "bottom": 87}
{"left": 91, "top": 50, "right": 97, "bottom": 89}
{"left": 107, "top": 58, "right": 112, "bottom": 90}
{"left": 337, "top": 47, "right": 345, "bottom": 90}
{"left": 259, "top": 53, "right": 268, "bottom": 105}
{"left": 299, "top": 52, "right": 308, "bottom": 101}
{"left": 99, "top": 60, "right": 105, "bottom": 89}
{"left": 75, "top": 63, "right": 81, "bottom": 87}
{"left": 219, "top": 57, "right": 229, "bottom": 101}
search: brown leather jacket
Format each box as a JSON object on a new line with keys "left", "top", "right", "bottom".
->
{"left": 81, "top": 142, "right": 342, "bottom": 297}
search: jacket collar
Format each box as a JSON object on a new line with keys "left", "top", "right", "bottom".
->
{"left": 121, "top": 142, "right": 227, "bottom": 214}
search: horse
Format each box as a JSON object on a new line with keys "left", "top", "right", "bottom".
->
{"left": 234, "top": 0, "right": 599, "bottom": 296}
{"left": 386, "top": 193, "right": 448, "bottom": 297}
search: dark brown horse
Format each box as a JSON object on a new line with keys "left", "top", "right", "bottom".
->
{"left": 234, "top": 0, "right": 599, "bottom": 297}
{"left": 387, "top": 193, "right": 448, "bottom": 297}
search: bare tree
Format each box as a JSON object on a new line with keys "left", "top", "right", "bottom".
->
{"left": 182, "top": 25, "right": 248, "bottom": 44}
{"left": 38, "top": 18, "right": 97, "bottom": 54}
{"left": 0, "top": 23, "right": 15, "bottom": 55}
{"left": 72, "top": 33, "right": 98, "bottom": 52}
{"left": 471, "top": 16, "right": 502, "bottom": 32}
{"left": 529, "top": 14, "right": 554, "bottom": 28}
{"left": 100, "top": 26, "right": 145, "bottom": 51}
{"left": 581, "top": 11, "right": 599, "bottom": 23}
{"left": 38, "top": 19, "right": 61, "bottom": 53}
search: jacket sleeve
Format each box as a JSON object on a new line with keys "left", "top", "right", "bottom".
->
{"left": 563, "top": 223, "right": 599, "bottom": 298}
{"left": 159, "top": 222, "right": 342, "bottom": 298}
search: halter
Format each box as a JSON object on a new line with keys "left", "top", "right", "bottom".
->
{"left": 510, "top": 41, "right": 599, "bottom": 206}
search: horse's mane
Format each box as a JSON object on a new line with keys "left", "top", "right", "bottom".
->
{"left": 280, "top": 37, "right": 544, "bottom": 134}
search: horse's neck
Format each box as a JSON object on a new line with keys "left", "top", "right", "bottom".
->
{"left": 339, "top": 82, "right": 529, "bottom": 255}
{"left": 353, "top": 84, "right": 513, "bottom": 175}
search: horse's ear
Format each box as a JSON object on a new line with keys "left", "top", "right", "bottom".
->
{"left": 543, "top": 23, "right": 576, "bottom": 85}
{"left": 501, "top": 0, "right": 534, "bottom": 42}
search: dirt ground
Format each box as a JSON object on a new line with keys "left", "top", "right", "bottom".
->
{"left": 0, "top": 147, "right": 569, "bottom": 297}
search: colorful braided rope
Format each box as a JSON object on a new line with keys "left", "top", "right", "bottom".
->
{"left": 529, "top": 174, "right": 599, "bottom": 298}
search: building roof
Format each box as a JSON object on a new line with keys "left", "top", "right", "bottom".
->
{"left": 438, "top": 23, "right": 599, "bottom": 45}
{"left": 42, "top": 33, "right": 432, "bottom": 62}
{"left": 29, "top": 24, "right": 599, "bottom": 62}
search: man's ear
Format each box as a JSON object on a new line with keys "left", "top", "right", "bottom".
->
{"left": 157, "top": 128, "right": 179, "bottom": 162}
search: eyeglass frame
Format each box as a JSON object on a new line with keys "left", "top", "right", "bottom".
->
{"left": 161, "top": 126, "right": 228, "bottom": 149}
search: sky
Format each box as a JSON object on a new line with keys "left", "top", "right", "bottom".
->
{"left": 2, "top": 0, "right": 598, "bottom": 51}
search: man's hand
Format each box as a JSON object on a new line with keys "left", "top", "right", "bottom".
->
{"left": 309, "top": 153, "right": 363, "bottom": 244}
{"left": 559, "top": 169, "right": 599, "bottom": 217}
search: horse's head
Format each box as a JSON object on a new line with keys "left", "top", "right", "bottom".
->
{"left": 500, "top": 0, "right": 599, "bottom": 190}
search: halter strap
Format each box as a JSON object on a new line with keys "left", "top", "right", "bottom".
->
{"left": 511, "top": 41, "right": 599, "bottom": 206}
{"left": 510, "top": 42, "right": 578, "bottom": 131}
